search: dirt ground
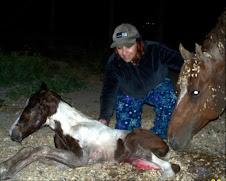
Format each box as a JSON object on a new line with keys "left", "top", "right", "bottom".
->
{"left": 0, "top": 72, "right": 225, "bottom": 181}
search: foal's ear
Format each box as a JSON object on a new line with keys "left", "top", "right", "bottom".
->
{"left": 40, "top": 82, "right": 48, "bottom": 91}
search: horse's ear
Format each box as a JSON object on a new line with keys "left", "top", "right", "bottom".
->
{"left": 195, "top": 43, "right": 212, "bottom": 69}
{"left": 40, "top": 82, "right": 48, "bottom": 91}
{"left": 179, "top": 43, "right": 193, "bottom": 60}
{"left": 195, "top": 43, "right": 204, "bottom": 60}
{"left": 195, "top": 43, "right": 212, "bottom": 81}
{"left": 195, "top": 43, "right": 211, "bottom": 62}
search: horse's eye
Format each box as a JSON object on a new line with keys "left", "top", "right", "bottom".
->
{"left": 175, "top": 89, "right": 180, "bottom": 96}
{"left": 191, "top": 90, "right": 200, "bottom": 96}
{"left": 39, "top": 104, "right": 45, "bottom": 110}
{"left": 24, "top": 108, "right": 31, "bottom": 114}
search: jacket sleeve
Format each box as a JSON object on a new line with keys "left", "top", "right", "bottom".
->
{"left": 99, "top": 55, "right": 120, "bottom": 123}
{"left": 158, "top": 44, "right": 184, "bottom": 70}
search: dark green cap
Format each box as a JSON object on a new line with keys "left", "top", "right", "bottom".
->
{"left": 110, "top": 23, "right": 139, "bottom": 48}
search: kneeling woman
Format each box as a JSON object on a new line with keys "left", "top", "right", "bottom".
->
{"left": 98, "top": 23, "right": 184, "bottom": 139}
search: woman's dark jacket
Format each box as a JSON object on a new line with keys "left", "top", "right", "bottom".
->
{"left": 99, "top": 40, "right": 184, "bottom": 123}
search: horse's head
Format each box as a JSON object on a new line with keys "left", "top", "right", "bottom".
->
{"left": 10, "top": 83, "right": 60, "bottom": 142}
{"left": 167, "top": 11, "right": 226, "bottom": 151}
{"left": 167, "top": 42, "right": 225, "bottom": 151}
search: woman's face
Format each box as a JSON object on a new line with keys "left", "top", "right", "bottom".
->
{"left": 116, "top": 43, "right": 137, "bottom": 63}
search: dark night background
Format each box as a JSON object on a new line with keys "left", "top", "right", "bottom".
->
{"left": 0, "top": 0, "right": 225, "bottom": 58}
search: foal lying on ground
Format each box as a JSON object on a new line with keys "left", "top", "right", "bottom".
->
{"left": 0, "top": 83, "right": 180, "bottom": 180}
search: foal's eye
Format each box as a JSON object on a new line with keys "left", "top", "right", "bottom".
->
{"left": 39, "top": 104, "right": 45, "bottom": 110}
{"left": 191, "top": 90, "right": 200, "bottom": 96}
{"left": 24, "top": 108, "right": 31, "bottom": 114}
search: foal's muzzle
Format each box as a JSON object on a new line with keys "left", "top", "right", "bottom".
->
{"left": 10, "top": 127, "right": 23, "bottom": 142}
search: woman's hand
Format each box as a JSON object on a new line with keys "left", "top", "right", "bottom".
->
{"left": 99, "top": 119, "right": 107, "bottom": 125}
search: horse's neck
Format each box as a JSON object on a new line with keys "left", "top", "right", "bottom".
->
{"left": 204, "top": 12, "right": 225, "bottom": 62}
{"left": 46, "top": 100, "right": 93, "bottom": 129}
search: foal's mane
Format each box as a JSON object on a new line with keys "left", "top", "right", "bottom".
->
{"left": 50, "top": 90, "right": 73, "bottom": 107}
{"left": 39, "top": 82, "right": 73, "bottom": 108}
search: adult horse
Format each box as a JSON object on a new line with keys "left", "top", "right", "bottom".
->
{"left": 167, "top": 10, "right": 226, "bottom": 151}
{"left": 0, "top": 83, "right": 180, "bottom": 180}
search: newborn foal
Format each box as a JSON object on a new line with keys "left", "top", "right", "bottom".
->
{"left": 0, "top": 83, "right": 180, "bottom": 180}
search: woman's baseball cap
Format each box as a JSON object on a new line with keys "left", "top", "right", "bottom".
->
{"left": 110, "top": 23, "right": 140, "bottom": 48}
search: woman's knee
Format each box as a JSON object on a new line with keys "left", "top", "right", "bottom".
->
{"left": 152, "top": 81, "right": 177, "bottom": 111}
{"left": 115, "top": 93, "right": 143, "bottom": 130}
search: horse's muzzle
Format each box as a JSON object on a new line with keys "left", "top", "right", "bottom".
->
{"left": 168, "top": 136, "right": 189, "bottom": 151}
{"left": 10, "top": 128, "right": 23, "bottom": 142}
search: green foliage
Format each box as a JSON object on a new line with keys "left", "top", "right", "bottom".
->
{"left": 62, "top": 45, "right": 106, "bottom": 74}
{"left": 0, "top": 50, "right": 86, "bottom": 99}
{"left": 0, "top": 50, "right": 43, "bottom": 86}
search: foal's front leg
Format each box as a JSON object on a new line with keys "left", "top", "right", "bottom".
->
{"left": 0, "top": 145, "right": 89, "bottom": 180}
{"left": 0, "top": 147, "right": 33, "bottom": 180}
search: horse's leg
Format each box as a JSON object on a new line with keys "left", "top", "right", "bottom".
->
{"left": 150, "top": 153, "right": 180, "bottom": 180}
{"left": 53, "top": 123, "right": 84, "bottom": 158}
{"left": 125, "top": 129, "right": 170, "bottom": 158}
{"left": 0, "top": 145, "right": 89, "bottom": 180}
{"left": 0, "top": 147, "right": 33, "bottom": 180}
{"left": 54, "top": 132, "right": 68, "bottom": 149}
{"left": 38, "top": 158, "right": 70, "bottom": 170}
{"left": 115, "top": 139, "right": 160, "bottom": 170}
{"left": 123, "top": 129, "right": 180, "bottom": 180}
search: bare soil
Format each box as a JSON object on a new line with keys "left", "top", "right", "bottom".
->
{"left": 0, "top": 70, "right": 225, "bottom": 181}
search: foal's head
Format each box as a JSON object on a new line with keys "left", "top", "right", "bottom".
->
{"left": 10, "top": 83, "right": 60, "bottom": 142}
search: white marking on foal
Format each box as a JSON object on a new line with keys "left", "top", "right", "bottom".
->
{"left": 46, "top": 101, "right": 91, "bottom": 130}
{"left": 47, "top": 100, "right": 128, "bottom": 160}
{"left": 9, "top": 116, "right": 20, "bottom": 136}
{"left": 9, "top": 98, "right": 30, "bottom": 136}
{"left": 151, "top": 153, "right": 175, "bottom": 179}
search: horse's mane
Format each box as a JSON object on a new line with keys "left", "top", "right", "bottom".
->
{"left": 203, "top": 10, "right": 226, "bottom": 57}
{"left": 50, "top": 90, "right": 73, "bottom": 107}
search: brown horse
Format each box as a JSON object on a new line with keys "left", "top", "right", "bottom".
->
{"left": 0, "top": 83, "right": 180, "bottom": 180}
{"left": 167, "top": 10, "right": 226, "bottom": 151}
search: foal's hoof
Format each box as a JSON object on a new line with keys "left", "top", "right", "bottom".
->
{"left": 0, "top": 163, "right": 8, "bottom": 175}
{"left": 171, "top": 163, "right": 180, "bottom": 174}
{"left": 0, "top": 166, "right": 9, "bottom": 180}
{"left": 158, "top": 163, "right": 180, "bottom": 181}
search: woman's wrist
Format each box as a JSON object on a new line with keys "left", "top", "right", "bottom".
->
{"left": 99, "top": 119, "right": 107, "bottom": 125}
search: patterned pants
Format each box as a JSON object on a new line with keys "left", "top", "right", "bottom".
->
{"left": 115, "top": 78, "right": 177, "bottom": 138}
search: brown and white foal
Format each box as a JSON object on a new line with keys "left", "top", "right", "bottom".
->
{"left": 0, "top": 83, "right": 180, "bottom": 180}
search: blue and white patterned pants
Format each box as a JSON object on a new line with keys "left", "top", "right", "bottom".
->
{"left": 115, "top": 78, "right": 177, "bottom": 138}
